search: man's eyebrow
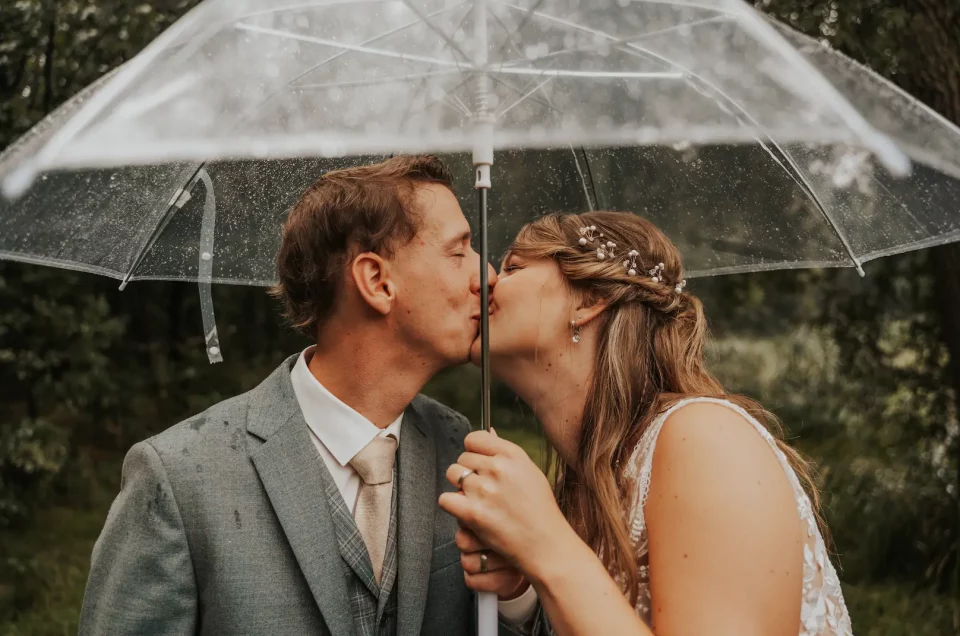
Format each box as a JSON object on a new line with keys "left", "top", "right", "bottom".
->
{"left": 444, "top": 231, "right": 472, "bottom": 248}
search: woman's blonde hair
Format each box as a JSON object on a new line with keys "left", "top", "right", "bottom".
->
{"left": 508, "top": 211, "right": 825, "bottom": 606}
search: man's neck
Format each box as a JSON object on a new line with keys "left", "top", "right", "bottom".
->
{"left": 308, "top": 323, "right": 438, "bottom": 429}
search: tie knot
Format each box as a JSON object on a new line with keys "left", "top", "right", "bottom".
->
{"left": 350, "top": 435, "right": 398, "bottom": 485}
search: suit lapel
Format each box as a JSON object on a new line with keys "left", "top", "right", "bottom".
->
{"left": 248, "top": 358, "right": 356, "bottom": 636}
{"left": 396, "top": 404, "right": 437, "bottom": 636}
{"left": 319, "top": 459, "right": 380, "bottom": 597}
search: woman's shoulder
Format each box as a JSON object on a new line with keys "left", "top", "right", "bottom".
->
{"left": 624, "top": 396, "right": 794, "bottom": 512}
{"left": 654, "top": 398, "right": 775, "bottom": 465}
{"left": 626, "top": 397, "right": 765, "bottom": 472}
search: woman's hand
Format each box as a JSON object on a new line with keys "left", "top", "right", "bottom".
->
{"left": 455, "top": 526, "right": 530, "bottom": 599}
{"left": 438, "top": 429, "right": 576, "bottom": 581}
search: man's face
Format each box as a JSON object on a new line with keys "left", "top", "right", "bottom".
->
{"left": 389, "top": 183, "right": 495, "bottom": 367}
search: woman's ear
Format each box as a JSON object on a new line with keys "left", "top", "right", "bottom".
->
{"left": 574, "top": 297, "right": 608, "bottom": 328}
{"left": 351, "top": 252, "right": 395, "bottom": 315}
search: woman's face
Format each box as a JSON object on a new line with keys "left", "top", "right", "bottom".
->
{"left": 471, "top": 251, "right": 576, "bottom": 367}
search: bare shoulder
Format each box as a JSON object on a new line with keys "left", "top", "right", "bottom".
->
{"left": 654, "top": 400, "right": 777, "bottom": 470}
{"left": 646, "top": 399, "right": 797, "bottom": 518}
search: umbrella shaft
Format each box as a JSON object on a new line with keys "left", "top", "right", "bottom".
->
{"left": 478, "top": 187, "right": 491, "bottom": 432}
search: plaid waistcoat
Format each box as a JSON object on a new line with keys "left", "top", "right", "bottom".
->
{"left": 320, "top": 462, "right": 399, "bottom": 636}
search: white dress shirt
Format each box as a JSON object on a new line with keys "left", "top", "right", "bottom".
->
{"left": 291, "top": 348, "right": 402, "bottom": 514}
{"left": 290, "top": 347, "right": 537, "bottom": 625}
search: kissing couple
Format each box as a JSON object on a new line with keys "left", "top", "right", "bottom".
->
{"left": 80, "top": 155, "right": 852, "bottom": 636}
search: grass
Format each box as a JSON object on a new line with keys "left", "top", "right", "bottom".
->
{"left": 0, "top": 457, "right": 121, "bottom": 636}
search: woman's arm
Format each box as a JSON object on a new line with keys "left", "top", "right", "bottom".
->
{"left": 643, "top": 402, "right": 803, "bottom": 636}
{"left": 524, "top": 529, "right": 652, "bottom": 636}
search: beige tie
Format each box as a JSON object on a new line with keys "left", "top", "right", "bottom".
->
{"left": 350, "top": 435, "right": 398, "bottom": 583}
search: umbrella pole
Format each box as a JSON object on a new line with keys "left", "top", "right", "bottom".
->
{"left": 478, "top": 183, "right": 491, "bottom": 434}
{"left": 474, "top": 160, "right": 498, "bottom": 636}
{"left": 472, "top": 0, "right": 499, "bottom": 631}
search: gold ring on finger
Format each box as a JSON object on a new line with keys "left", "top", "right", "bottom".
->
{"left": 479, "top": 552, "right": 488, "bottom": 574}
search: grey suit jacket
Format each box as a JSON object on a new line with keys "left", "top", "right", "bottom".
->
{"left": 79, "top": 355, "right": 500, "bottom": 636}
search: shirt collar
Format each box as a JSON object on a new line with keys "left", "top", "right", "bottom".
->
{"left": 290, "top": 346, "right": 403, "bottom": 468}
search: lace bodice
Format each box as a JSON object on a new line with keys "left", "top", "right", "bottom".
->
{"left": 622, "top": 398, "right": 853, "bottom": 635}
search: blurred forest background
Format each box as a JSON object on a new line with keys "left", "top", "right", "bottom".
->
{"left": 1, "top": 0, "right": 959, "bottom": 634}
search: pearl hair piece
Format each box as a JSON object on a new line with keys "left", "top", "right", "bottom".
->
{"left": 648, "top": 262, "right": 664, "bottom": 283}
{"left": 578, "top": 225, "right": 619, "bottom": 261}
{"left": 576, "top": 226, "right": 686, "bottom": 294}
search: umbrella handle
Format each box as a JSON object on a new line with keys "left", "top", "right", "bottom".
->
{"left": 478, "top": 591, "right": 498, "bottom": 636}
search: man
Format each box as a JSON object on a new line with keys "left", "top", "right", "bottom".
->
{"left": 79, "top": 155, "right": 536, "bottom": 635}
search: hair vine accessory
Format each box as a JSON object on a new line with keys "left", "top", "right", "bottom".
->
{"left": 576, "top": 228, "right": 685, "bottom": 294}
{"left": 578, "top": 225, "right": 616, "bottom": 261}
{"left": 648, "top": 262, "right": 665, "bottom": 283}
{"left": 578, "top": 225, "right": 597, "bottom": 246}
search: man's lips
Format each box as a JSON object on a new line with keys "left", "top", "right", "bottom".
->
{"left": 471, "top": 306, "right": 496, "bottom": 321}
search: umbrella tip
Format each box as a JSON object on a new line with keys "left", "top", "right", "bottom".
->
{"left": 1, "top": 164, "right": 37, "bottom": 200}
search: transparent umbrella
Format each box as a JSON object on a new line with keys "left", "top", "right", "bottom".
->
{"left": 3, "top": 1, "right": 960, "bottom": 628}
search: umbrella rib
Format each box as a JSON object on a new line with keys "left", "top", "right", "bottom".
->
{"left": 677, "top": 74, "right": 866, "bottom": 276}
{"left": 295, "top": 68, "right": 462, "bottom": 90}
{"left": 494, "top": 67, "right": 682, "bottom": 79}
{"left": 487, "top": 3, "right": 860, "bottom": 276}
{"left": 496, "top": 75, "right": 555, "bottom": 118}
{"left": 480, "top": 12, "right": 595, "bottom": 209}
{"left": 119, "top": 164, "right": 206, "bottom": 290}
{"left": 228, "top": 3, "right": 469, "bottom": 130}
{"left": 491, "top": 8, "right": 728, "bottom": 71}
{"left": 286, "top": 3, "right": 469, "bottom": 89}
{"left": 400, "top": 0, "right": 472, "bottom": 67}
{"left": 487, "top": 5, "right": 569, "bottom": 115}
{"left": 488, "top": 0, "right": 549, "bottom": 69}
{"left": 488, "top": 74, "right": 560, "bottom": 114}
{"left": 576, "top": 147, "right": 599, "bottom": 211}
{"left": 233, "top": 23, "right": 471, "bottom": 69}
{"left": 230, "top": 0, "right": 385, "bottom": 22}
{"left": 764, "top": 143, "right": 866, "bottom": 276}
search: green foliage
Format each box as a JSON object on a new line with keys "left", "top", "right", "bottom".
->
{"left": 842, "top": 582, "right": 956, "bottom": 636}
{"left": 0, "top": 265, "right": 124, "bottom": 527}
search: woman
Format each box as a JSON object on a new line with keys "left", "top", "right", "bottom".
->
{"left": 438, "top": 211, "right": 851, "bottom": 635}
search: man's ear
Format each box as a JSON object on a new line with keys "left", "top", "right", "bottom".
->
{"left": 351, "top": 252, "right": 395, "bottom": 316}
{"left": 573, "top": 297, "right": 608, "bottom": 328}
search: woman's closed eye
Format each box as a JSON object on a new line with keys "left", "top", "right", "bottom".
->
{"left": 501, "top": 255, "right": 524, "bottom": 274}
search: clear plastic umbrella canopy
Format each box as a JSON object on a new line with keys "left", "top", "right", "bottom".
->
{"left": 3, "top": 0, "right": 960, "bottom": 288}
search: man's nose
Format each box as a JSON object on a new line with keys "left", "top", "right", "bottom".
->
{"left": 471, "top": 258, "right": 499, "bottom": 294}
{"left": 485, "top": 262, "right": 499, "bottom": 292}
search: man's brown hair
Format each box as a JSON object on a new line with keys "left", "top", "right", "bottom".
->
{"left": 272, "top": 154, "right": 455, "bottom": 339}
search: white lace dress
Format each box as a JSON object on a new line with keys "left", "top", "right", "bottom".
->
{"left": 622, "top": 397, "right": 853, "bottom": 635}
